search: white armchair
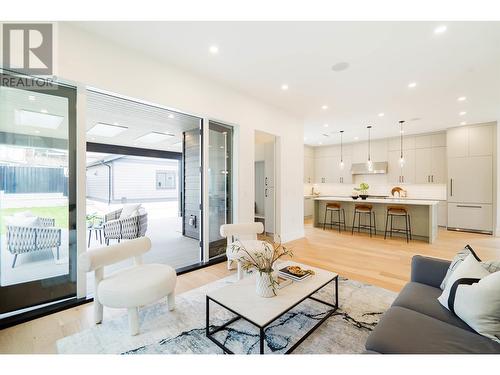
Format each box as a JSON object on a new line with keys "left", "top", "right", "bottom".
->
{"left": 220, "top": 222, "right": 265, "bottom": 280}
{"left": 79, "top": 237, "right": 177, "bottom": 335}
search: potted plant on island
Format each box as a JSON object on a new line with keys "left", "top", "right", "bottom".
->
{"left": 354, "top": 182, "right": 370, "bottom": 200}
{"left": 231, "top": 238, "right": 293, "bottom": 298}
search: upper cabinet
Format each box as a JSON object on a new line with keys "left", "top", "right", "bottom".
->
{"left": 447, "top": 123, "right": 494, "bottom": 158}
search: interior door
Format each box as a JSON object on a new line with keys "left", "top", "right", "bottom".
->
{"left": 0, "top": 71, "right": 77, "bottom": 315}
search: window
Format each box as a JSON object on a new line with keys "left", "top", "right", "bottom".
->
{"left": 156, "top": 170, "right": 176, "bottom": 190}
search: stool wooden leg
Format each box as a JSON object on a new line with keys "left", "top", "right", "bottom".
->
{"left": 390, "top": 215, "right": 393, "bottom": 237}
{"left": 369, "top": 212, "right": 372, "bottom": 237}
{"left": 373, "top": 212, "right": 377, "bottom": 236}
{"left": 342, "top": 209, "right": 346, "bottom": 231}
{"left": 408, "top": 215, "right": 413, "bottom": 240}
{"left": 405, "top": 214, "right": 409, "bottom": 243}
{"left": 351, "top": 210, "right": 356, "bottom": 235}
{"left": 323, "top": 208, "right": 328, "bottom": 230}
{"left": 337, "top": 210, "right": 341, "bottom": 233}
{"left": 384, "top": 213, "right": 389, "bottom": 239}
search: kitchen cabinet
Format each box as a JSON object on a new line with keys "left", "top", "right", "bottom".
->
{"left": 314, "top": 156, "right": 336, "bottom": 183}
{"left": 438, "top": 201, "right": 447, "bottom": 227}
{"left": 448, "top": 203, "right": 492, "bottom": 232}
{"left": 415, "top": 146, "right": 446, "bottom": 183}
{"left": 388, "top": 149, "right": 415, "bottom": 184}
{"left": 448, "top": 155, "right": 492, "bottom": 204}
{"left": 304, "top": 155, "right": 314, "bottom": 183}
{"left": 304, "top": 196, "right": 314, "bottom": 217}
{"left": 447, "top": 127, "right": 468, "bottom": 158}
{"left": 469, "top": 125, "right": 493, "bottom": 156}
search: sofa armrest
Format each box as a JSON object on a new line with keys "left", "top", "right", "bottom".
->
{"left": 411, "top": 255, "right": 451, "bottom": 288}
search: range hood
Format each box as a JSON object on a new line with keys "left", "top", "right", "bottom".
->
{"left": 351, "top": 162, "right": 388, "bottom": 175}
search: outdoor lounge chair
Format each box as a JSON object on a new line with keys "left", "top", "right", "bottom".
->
{"left": 103, "top": 207, "right": 148, "bottom": 245}
{"left": 7, "top": 217, "right": 62, "bottom": 268}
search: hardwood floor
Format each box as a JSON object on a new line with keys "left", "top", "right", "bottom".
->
{"left": 1, "top": 222, "right": 499, "bottom": 354}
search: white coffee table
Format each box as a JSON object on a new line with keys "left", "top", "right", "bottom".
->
{"left": 206, "top": 261, "right": 339, "bottom": 354}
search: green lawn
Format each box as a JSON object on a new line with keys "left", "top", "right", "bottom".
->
{"left": 1, "top": 206, "right": 68, "bottom": 234}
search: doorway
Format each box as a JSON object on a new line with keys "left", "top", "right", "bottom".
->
{"left": 254, "top": 131, "right": 276, "bottom": 236}
{"left": 84, "top": 89, "right": 203, "bottom": 294}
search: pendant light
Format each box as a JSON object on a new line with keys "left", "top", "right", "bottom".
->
{"left": 339, "top": 130, "right": 345, "bottom": 169}
{"left": 399, "top": 120, "right": 405, "bottom": 167}
{"left": 366, "top": 125, "right": 373, "bottom": 171}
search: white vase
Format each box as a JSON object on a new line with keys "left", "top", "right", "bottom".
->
{"left": 255, "top": 271, "right": 276, "bottom": 298}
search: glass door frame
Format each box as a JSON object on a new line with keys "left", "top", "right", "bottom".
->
{"left": 0, "top": 69, "right": 78, "bottom": 317}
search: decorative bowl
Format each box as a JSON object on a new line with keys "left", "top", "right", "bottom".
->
{"left": 351, "top": 196, "right": 359, "bottom": 200}
{"left": 359, "top": 194, "right": 369, "bottom": 200}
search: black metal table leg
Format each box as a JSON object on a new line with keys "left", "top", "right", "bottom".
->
{"left": 260, "top": 327, "right": 265, "bottom": 354}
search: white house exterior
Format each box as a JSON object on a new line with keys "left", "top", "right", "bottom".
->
{"left": 86, "top": 156, "right": 179, "bottom": 203}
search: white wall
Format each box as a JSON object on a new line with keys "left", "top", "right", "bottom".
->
{"left": 56, "top": 23, "right": 305, "bottom": 242}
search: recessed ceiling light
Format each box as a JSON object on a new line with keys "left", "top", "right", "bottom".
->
{"left": 434, "top": 25, "right": 447, "bottom": 34}
{"left": 331, "top": 62, "right": 350, "bottom": 72}
{"left": 318, "top": 142, "right": 323, "bottom": 145}
{"left": 281, "top": 84, "right": 289, "bottom": 91}
{"left": 33, "top": 130, "right": 40, "bottom": 134}
{"left": 459, "top": 111, "right": 467, "bottom": 116}
{"left": 354, "top": 136, "right": 359, "bottom": 140}
{"left": 209, "top": 45, "right": 219, "bottom": 54}
{"left": 378, "top": 113, "right": 385, "bottom": 117}
{"left": 321, "top": 105, "right": 328, "bottom": 110}
{"left": 40, "top": 109, "right": 48, "bottom": 113}
{"left": 135, "top": 131, "right": 175, "bottom": 144}
{"left": 408, "top": 82, "right": 417, "bottom": 88}
{"left": 15, "top": 109, "right": 64, "bottom": 129}
{"left": 457, "top": 96, "right": 467, "bottom": 102}
{"left": 168, "top": 113, "right": 175, "bottom": 119}
{"left": 323, "top": 124, "right": 329, "bottom": 128}
{"left": 87, "top": 123, "right": 128, "bottom": 137}
{"left": 460, "top": 121, "right": 467, "bottom": 126}
{"left": 91, "top": 137, "right": 96, "bottom": 141}
{"left": 28, "top": 95, "right": 36, "bottom": 101}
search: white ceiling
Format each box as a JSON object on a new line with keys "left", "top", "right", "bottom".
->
{"left": 72, "top": 21, "right": 500, "bottom": 145}
{"left": 86, "top": 90, "right": 201, "bottom": 152}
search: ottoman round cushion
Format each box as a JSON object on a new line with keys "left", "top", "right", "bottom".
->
{"left": 97, "top": 264, "right": 176, "bottom": 308}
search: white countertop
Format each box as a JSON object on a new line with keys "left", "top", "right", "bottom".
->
{"left": 314, "top": 196, "right": 439, "bottom": 206}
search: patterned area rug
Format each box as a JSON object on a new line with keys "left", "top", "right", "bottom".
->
{"left": 57, "top": 274, "right": 396, "bottom": 354}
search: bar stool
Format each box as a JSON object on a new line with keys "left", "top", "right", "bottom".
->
{"left": 323, "top": 202, "right": 346, "bottom": 232}
{"left": 384, "top": 206, "right": 412, "bottom": 243}
{"left": 351, "top": 204, "right": 377, "bottom": 237}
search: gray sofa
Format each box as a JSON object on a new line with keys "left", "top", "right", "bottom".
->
{"left": 365, "top": 255, "right": 500, "bottom": 354}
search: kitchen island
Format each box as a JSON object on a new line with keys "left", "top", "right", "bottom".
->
{"left": 313, "top": 196, "right": 439, "bottom": 243}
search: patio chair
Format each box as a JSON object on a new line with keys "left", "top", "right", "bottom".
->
{"left": 103, "top": 207, "right": 148, "bottom": 245}
{"left": 7, "top": 217, "right": 62, "bottom": 268}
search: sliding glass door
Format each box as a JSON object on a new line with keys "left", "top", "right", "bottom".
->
{"left": 208, "top": 121, "right": 233, "bottom": 259}
{"left": 0, "top": 71, "right": 77, "bottom": 316}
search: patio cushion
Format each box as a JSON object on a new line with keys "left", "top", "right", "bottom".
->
{"left": 119, "top": 204, "right": 142, "bottom": 219}
{"left": 97, "top": 263, "right": 176, "bottom": 308}
{"left": 5, "top": 216, "right": 39, "bottom": 227}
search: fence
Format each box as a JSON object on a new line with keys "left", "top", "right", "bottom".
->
{"left": 0, "top": 166, "right": 68, "bottom": 195}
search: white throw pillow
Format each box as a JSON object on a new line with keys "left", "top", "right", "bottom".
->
{"left": 452, "top": 271, "right": 500, "bottom": 343}
{"left": 438, "top": 254, "right": 490, "bottom": 310}
{"left": 440, "top": 245, "right": 500, "bottom": 290}
{"left": 119, "top": 204, "right": 142, "bottom": 219}
{"left": 5, "top": 216, "right": 39, "bottom": 227}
